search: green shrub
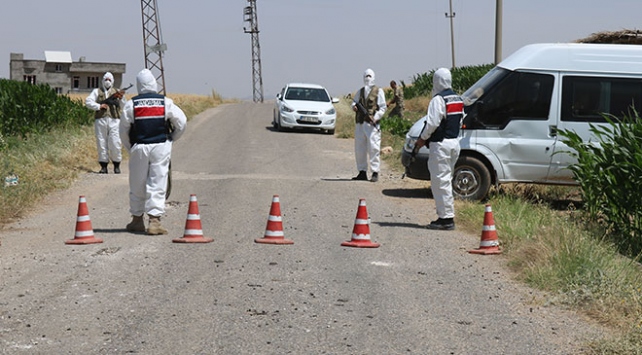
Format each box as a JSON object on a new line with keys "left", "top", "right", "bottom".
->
{"left": 0, "top": 79, "right": 92, "bottom": 141}
{"left": 558, "top": 112, "right": 642, "bottom": 256}
{"left": 403, "top": 64, "right": 495, "bottom": 100}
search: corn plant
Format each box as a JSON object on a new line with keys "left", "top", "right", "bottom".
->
{"left": 557, "top": 111, "right": 642, "bottom": 256}
{"left": 0, "top": 79, "right": 92, "bottom": 141}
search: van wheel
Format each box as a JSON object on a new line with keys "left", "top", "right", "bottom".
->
{"left": 453, "top": 156, "right": 491, "bottom": 201}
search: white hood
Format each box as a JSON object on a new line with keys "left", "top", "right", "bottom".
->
{"left": 363, "top": 68, "right": 375, "bottom": 87}
{"left": 432, "top": 67, "right": 452, "bottom": 95}
{"left": 136, "top": 68, "right": 158, "bottom": 94}
{"left": 102, "top": 72, "right": 114, "bottom": 90}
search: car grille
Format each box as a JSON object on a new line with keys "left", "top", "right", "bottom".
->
{"left": 296, "top": 110, "right": 321, "bottom": 115}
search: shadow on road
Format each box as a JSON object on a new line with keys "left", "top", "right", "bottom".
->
{"left": 373, "top": 221, "right": 425, "bottom": 229}
{"left": 382, "top": 187, "right": 432, "bottom": 199}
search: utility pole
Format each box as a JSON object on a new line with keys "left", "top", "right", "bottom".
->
{"left": 495, "top": 0, "right": 503, "bottom": 64}
{"left": 445, "top": 0, "right": 456, "bottom": 69}
{"left": 244, "top": 0, "right": 264, "bottom": 103}
{"left": 140, "top": 0, "right": 167, "bottom": 94}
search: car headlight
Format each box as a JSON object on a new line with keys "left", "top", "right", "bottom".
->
{"left": 325, "top": 108, "right": 336, "bottom": 115}
{"left": 403, "top": 136, "right": 418, "bottom": 152}
{"left": 281, "top": 105, "right": 294, "bottom": 113}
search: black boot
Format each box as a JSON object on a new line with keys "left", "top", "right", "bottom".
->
{"left": 352, "top": 171, "right": 367, "bottom": 181}
{"left": 99, "top": 162, "right": 108, "bottom": 174}
{"left": 113, "top": 162, "right": 121, "bottom": 174}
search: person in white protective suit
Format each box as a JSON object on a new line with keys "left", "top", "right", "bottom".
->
{"left": 119, "top": 69, "right": 187, "bottom": 235}
{"left": 350, "top": 68, "right": 387, "bottom": 182}
{"left": 414, "top": 68, "right": 464, "bottom": 230}
{"left": 85, "top": 72, "right": 125, "bottom": 174}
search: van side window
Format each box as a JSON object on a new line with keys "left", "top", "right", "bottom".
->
{"left": 562, "top": 76, "right": 642, "bottom": 122}
{"left": 475, "top": 72, "right": 553, "bottom": 128}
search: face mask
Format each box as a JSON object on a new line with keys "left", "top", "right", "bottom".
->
{"left": 104, "top": 80, "right": 112, "bottom": 90}
{"left": 363, "top": 77, "right": 374, "bottom": 87}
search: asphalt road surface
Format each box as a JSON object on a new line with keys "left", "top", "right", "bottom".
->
{"left": 1, "top": 102, "right": 606, "bottom": 354}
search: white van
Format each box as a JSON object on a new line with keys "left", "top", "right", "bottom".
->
{"left": 401, "top": 43, "right": 642, "bottom": 200}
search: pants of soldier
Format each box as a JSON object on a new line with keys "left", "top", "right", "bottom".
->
{"left": 128, "top": 141, "right": 172, "bottom": 217}
{"left": 428, "top": 138, "right": 460, "bottom": 219}
{"left": 94, "top": 117, "right": 122, "bottom": 163}
{"left": 354, "top": 122, "right": 381, "bottom": 173}
{"left": 389, "top": 105, "right": 404, "bottom": 118}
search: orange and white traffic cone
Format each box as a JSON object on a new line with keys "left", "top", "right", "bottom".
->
{"left": 469, "top": 204, "right": 502, "bottom": 255}
{"left": 65, "top": 196, "right": 103, "bottom": 245}
{"left": 255, "top": 195, "right": 293, "bottom": 245}
{"left": 341, "top": 198, "right": 380, "bottom": 248}
{"left": 173, "top": 194, "right": 213, "bottom": 243}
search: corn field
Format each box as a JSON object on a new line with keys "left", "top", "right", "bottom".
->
{"left": 0, "top": 79, "right": 92, "bottom": 144}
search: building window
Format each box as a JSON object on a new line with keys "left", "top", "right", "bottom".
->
{"left": 55, "top": 64, "right": 63, "bottom": 72}
{"left": 23, "top": 75, "right": 36, "bottom": 84}
{"left": 73, "top": 76, "right": 80, "bottom": 90}
{"left": 55, "top": 87, "right": 63, "bottom": 94}
{"left": 87, "top": 76, "right": 99, "bottom": 88}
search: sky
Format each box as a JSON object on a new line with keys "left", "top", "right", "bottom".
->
{"left": 1, "top": 0, "right": 640, "bottom": 100}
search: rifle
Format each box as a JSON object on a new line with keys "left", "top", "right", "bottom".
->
{"left": 355, "top": 101, "right": 380, "bottom": 131}
{"left": 100, "top": 84, "right": 133, "bottom": 107}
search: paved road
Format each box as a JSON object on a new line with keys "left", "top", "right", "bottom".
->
{"left": 0, "top": 102, "right": 604, "bottom": 354}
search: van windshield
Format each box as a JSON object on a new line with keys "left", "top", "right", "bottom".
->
{"left": 461, "top": 67, "right": 509, "bottom": 106}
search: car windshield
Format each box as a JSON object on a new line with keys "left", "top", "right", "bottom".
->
{"left": 461, "top": 67, "right": 510, "bottom": 106}
{"left": 285, "top": 87, "right": 330, "bottom": 102}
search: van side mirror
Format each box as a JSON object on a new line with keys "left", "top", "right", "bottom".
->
{"left": 276, "top": 93, "right": 282, "bottom": 100}
{"left": 331, "top": 97, "right": 340, "bottom": 103}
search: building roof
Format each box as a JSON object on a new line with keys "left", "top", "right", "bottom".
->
{"left": 44, "top": 51, "right": 72, "bottom": 63}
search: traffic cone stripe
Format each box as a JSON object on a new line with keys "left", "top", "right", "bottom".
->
{"left": 264, "top": 230, "right": 284, "bottom": 237}
{"left": 351, "top": 233, "right": 370, "bottom": 241}
{"left": 268, "top": 215, "right": 282, "bottom": 222}
{"left": 184, "top": 229, "right": 204, "bottom": 236}
{"left": 187, "top": 213, "right": 200, "bottom": 220}
{"left": 482, "top": 225, "right": 496, "bottom": 231}
{"left": 479, "top": 240, "right": 499, "bottom": 247}
{"left": 75, "top": 230, "right": 95, "bottom": 238}
{"left": 77, "top": 215, "right": 90, "bottom": 222}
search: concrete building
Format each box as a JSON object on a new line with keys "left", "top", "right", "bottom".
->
{"left": 9, "top": 51, "right": 126, "bottom": 94}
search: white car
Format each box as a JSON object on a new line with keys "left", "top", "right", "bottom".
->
{"left": 273, "top": 83, "right": 339, "bottom": 134}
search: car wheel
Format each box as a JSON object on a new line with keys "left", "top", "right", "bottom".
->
{"left": 326, "top": 129, "right": 335, "bottom": 135}
{"left": 277, "top": 114, "right": 284, "bottom": 131}
{"left": 453, "top": 156, "right": 491, "bottom": 201}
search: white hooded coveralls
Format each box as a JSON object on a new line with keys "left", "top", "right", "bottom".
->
{"left": 419, "top": 68, "right": 463, "bottom": 219}
{"left": 351, "top": 69, "right": 387, "bottom": 173}
{"left": 119, "top": 69, "right": 187, "bottom": 217}
{"left": 85, "top": 72, "right": 124, "bottom": 164}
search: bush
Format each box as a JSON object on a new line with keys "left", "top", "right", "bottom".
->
{"left": 402, "top": 64, "right": 495, "bottom": 100}
{"left": 0, "top": 79, "right": 92, "bottom": 141}
{"left": 558, "top": 112, "right": 642, "bottom": 256}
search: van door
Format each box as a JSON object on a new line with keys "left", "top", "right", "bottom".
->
{"left": 467, "top": 71, "right": 556, "bottom": 183}
{"left": 549, "top": 74, "right": 642, "bottom": 182}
